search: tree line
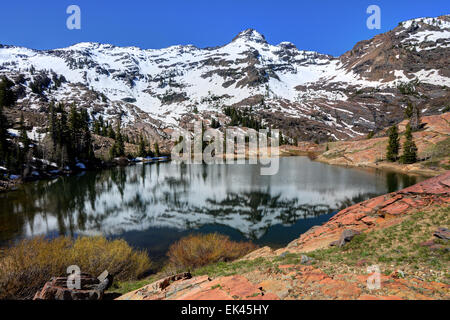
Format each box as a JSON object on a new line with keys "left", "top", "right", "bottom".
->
{"left": 385, "top": 103, "right": 420, "bottom": 164}
{"left": 0, "top": 76, "right": 161, "bottom": 175}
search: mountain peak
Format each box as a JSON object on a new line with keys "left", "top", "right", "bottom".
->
{"left": 231, "top": 29, "right": 267, "bottom": 44}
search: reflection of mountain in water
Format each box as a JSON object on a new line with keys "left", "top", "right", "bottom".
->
{"left": 0, "top": 157, "right": 421, "bottom": 245}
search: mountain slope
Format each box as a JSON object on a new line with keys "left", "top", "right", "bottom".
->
{"left": 0, "top": 15, "right": 449, "bottom": 144}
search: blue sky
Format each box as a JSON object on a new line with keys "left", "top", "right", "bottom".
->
{"left": 0, "top": 0, "right": 448, "bottom": 56}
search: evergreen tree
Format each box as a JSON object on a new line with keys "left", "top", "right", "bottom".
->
{"left": 0, "top": 76, "right": 16, "bottom": 107}
{"left": 410, "top": 104, "right": 421, "bottom": 131}
{"left": 115, "top": 119, "right": 125, "bottom": 157}
{"left": 154, "top": 142, "right": 160, "bottom": 157}
{"left": 19, "top": 113, "right": 30, "bottom": 154}
{"left": 138, "top": 134, "right": 147, "bottom": 157}
{"left": 93, "top": 119, "right": 101, "bottom": 135}
{"left": 80, "top": 108, "right": 93, "bottom": 159}
{"left": 404, "top": 102, "right": 414, "bottom": 119}
{"left": 400, "top": 122, "right": 418, "bottom": 164}
{"left": 211, "top": 118, "right": 220, "bottom": 129}
{"left": 48, "top": 102, "right": 57, "bottom": 143}
{"left": 107, "top": 125, "right": 116, "bottom": 140}
{"left": 0, "top": 106, "right": 10, "bottom": 163}
{"left": 58, "top": 105, "right": 68, "bottom": 147}
{"left": 46, "top": 103, "right": 95, "bottom": 165}
{"left": 101, "top": 122, "right": 108, "bottom": 136}
{"left": 386, "top": 125, "right": 400, "bottom": 162}
{"left": 109, "top": 119, "right": 125, "bottom": 158}
{"left": 68, "top": 104, "right": 80, "bottom": 157}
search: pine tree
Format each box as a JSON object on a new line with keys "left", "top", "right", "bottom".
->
{"left": 68, "top": 104, "right": 80, "bottom": 158}
{"left": 400, "top": 122, "right": 418, "bottom": 164}
{"left": 154, "top": 142, "right": 160, "bottom": 157}
{"left": 93, "top": 120, "right": 101, "bottom": 135}
{"left": 386, "top": 125, "right": 400, "bottom": 162}
{"left": 0, "top": 76, "right": 16, "bottom": 107}
{"left": 48, "top": 102, "right": 57, "bottom": 143}
{"left": 109, "top": 119, "right": 125, "bottom": 158}
{"left": 58, "top": 105, "right": 68, "bottom": 147}
{"left": 107, "top": 125, "right": 116, "bottom": 140}
{"left": 115, "top": 119, "right": 125, "bottom": 157}
{"left": 404, "top": 102, "right": 414, "bottom": 119}
{"left": 80, "top": 108, "right": 93, "bottom": 159}
{"left": 19, "top": 113, "right": 30, "bottom": 154}
{"left": 138, "top": 134, "right": 147, "bottom": 157}
{"left": 410, "top": 104, "right": 421, "bottom": 131}
{"left": 0, "top": 106, "right": 10, "bottom": 163}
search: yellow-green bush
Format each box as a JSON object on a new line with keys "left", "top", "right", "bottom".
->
{"left": 0, "top": 236, "right": 151, "bottom": 300}
{"left": 166, "top": 233, "right": 257, "bottom": 271}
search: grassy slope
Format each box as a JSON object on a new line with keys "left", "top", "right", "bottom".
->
{"left": 111, "top": 205, "right": 449, "bottom": 295}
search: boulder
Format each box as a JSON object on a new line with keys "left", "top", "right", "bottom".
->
{"left": 300, "top": 255, "right": 314, "bottom": 265}
{"left": 433, "top": 227, "right": 450, "bottom": 241}
{"left": 33, "top": 271, "right": 112, "bottom": 300}
{"left": 330, "top": 229, "right": 361, "bottom": 247}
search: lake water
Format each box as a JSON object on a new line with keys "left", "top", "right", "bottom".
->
{"left": 0, "top": 156, "right": 423, "bottom": 264}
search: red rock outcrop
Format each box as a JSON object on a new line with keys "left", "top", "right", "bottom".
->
{"left": 285, "top": 171, "right": 450, "bottom": 252}
{"left": 117, "top": 274, "right": 278, "bottom": 300}
{"left": 118, "top": 263, "right": 449, "bottom": 300}
{"left": 316, "top": 113, "right": 450, "bottom": 176}
{"left": 34, "top": 272, "right": 112, "bottom": 300}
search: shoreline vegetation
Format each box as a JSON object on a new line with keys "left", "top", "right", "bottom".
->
{"left": 115, "top": 172, "right": 449, "bottom": 300}
{"left": 0, "top": 234, "right": 255, "bottom": 300}
{"left": 1, "top": 76, "right": 448, "bottom": 193}
{"left": 1, "top": 171, "right": 446, "bottom": 300}
{"left": 0, "top": 236, "right": 151, "bottom": 300}
{"left": 0, "top": 162, "right": 448, "bottom": 300}
{"left": 2, "top": 110, "right": 448, "bottom": 193}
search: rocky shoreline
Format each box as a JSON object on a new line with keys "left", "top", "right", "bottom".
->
{"left": 0, "top": 155, "right": 170, "bottom": 193}
{"left": 283, "top": 113, "right": 450, "bottom": 178}
{"left": 117, "top": 171, "right": 450, "bottom": 300}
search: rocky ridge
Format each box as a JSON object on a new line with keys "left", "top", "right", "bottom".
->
{"left": 0, "top": 15, "right": 449, "bottom": 144}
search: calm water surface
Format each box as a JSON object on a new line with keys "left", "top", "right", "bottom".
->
{"left": 0, "top": 157, "right": 424, "bottom": 263}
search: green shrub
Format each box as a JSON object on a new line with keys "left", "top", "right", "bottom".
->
{"left": 0, "top": 236, "right": 151, "bottom": 300}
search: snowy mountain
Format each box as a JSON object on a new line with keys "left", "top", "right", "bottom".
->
{"left": 0, "top": 15, "right": 449, "bottom": 143}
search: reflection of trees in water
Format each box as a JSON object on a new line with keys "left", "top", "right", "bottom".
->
{"left": 204, "top": 191, "right": 329, "bottom": 223}
{"left": 386, "top": 171, "right": 417, "bottom": 193}
{"left": 386, "top": 172, "right": 399, "bottom": 193}
{"left": 0, "top": 164, "right": 421, "bottom": 244}
{"left": 0, "top": 167, "right": 132, "bottom": 243}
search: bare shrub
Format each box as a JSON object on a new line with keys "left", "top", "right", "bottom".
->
{"left": 166, "top": 233, "right": 257, "bottom": 271}
{"left": 0, "top": 236, "right": 151, "bottom": 300}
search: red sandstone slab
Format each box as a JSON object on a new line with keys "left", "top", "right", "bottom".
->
{"left": 382, "top": 202, "right": 410, "bottom": 215}
{"left": 358, "top": 295, "right": 403, "bottom": 300}
{"left": 180, "top": 288, "right": 234, "bottom": 300}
